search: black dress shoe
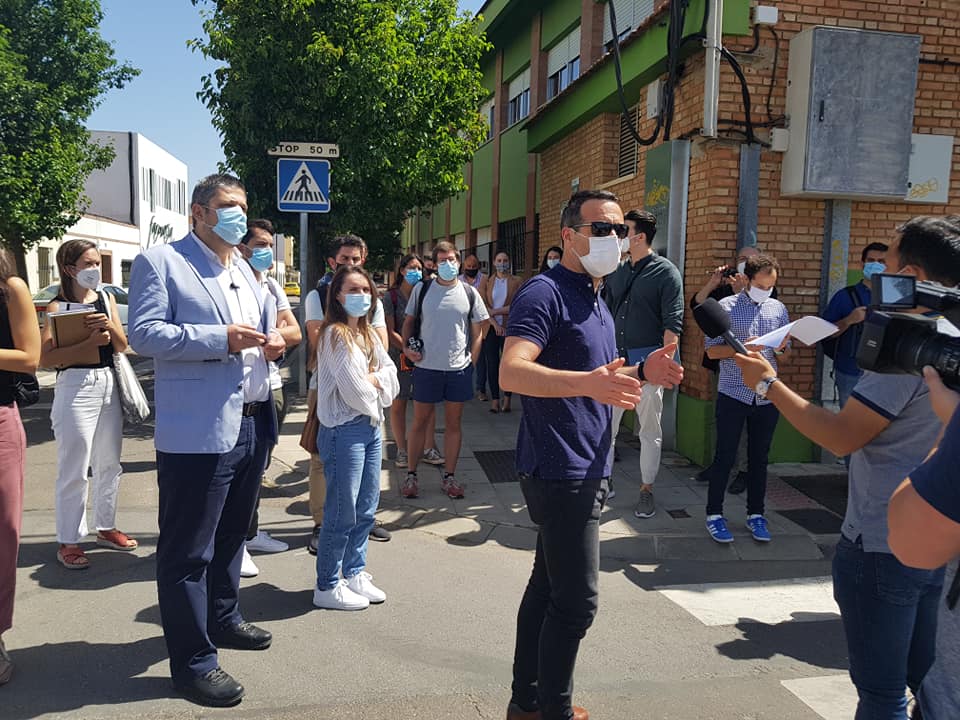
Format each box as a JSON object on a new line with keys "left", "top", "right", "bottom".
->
{"left": 174, "top": 667, "right": 244, "bottom": 707}
{"left": 728, "top": 471, "right": 747, "bottom": 495}
{"left": 308, "top": 524, "right": 321, "bottom": 555}
{"left": 369, "top": 521, "right": 391, "bottom": 542}
{"left": 211, "top": 622, "right": 272, "bottom": 650}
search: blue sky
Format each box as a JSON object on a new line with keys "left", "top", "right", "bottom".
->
{"left": 89, "top": 0, "right": 488, "bottom": 186}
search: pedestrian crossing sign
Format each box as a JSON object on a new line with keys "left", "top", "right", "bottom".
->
{"left": 276, "top": 159, "right": 331, "bottom": 213}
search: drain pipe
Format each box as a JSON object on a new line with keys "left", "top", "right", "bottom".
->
{"left": 701, "top": 0, "right": 723, "bottom": 138}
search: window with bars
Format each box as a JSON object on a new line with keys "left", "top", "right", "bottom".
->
{"left": 38, "top": 247, "right": 51, "bottom": 287}
{"left": 618, "top": 106, "right": 640, "bottom": 178}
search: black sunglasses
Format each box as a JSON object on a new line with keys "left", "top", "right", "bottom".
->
{"left": 570, "top": 222, "right": 630, "bottom": 239}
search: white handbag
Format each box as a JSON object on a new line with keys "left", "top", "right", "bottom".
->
{"left": 101, "top": 291, "right": 150, "bottom": 424}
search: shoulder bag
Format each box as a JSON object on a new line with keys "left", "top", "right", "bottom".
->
{"left": 101, "top": 291, "right": 150, "bottom": 424}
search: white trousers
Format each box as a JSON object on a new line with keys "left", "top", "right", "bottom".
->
{"left": 608, "top": 383, "right": 664, "bottom": 486}
{"left": 51, "top": 367, "right": 123, "bottom": 544}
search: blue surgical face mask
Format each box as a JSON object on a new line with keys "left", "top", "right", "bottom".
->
{"left": 863, "top": 261, "right": 886, "bottom": 279}
{"left": 249, "top": 247, "right": 274, "bottom": 272}
{"left": 546, "top": 258, "right": 560, "bottom": 269}
{"left": 438, "top": 260, "right": 459, "bottom": 282}
{"left": 204, "top": 205, "right": 247, "bottom": 246}
{"left": 343, "top": 292, "right": 372, "bottom": 318}
{"left": 405, "top": 269, "right": 422, "bottom": 285}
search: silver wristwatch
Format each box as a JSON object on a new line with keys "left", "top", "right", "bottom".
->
{"left": 755, "top": 376, "right": 779, "bottom": 399}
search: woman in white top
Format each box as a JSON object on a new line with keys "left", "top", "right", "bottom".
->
{"left": 312, "top": 266, "right": 399, "bottom": 611}
{"left": 40, "top": 239, "right": 135, "bottom": 570}
{"left": 480, "top": 251, "right": 522, "bottom": 413}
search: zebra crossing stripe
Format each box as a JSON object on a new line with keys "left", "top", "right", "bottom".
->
{"left": 657, "top": 576, "right": 839, "bottom": 626}
{"left": 781, "top": 675, "right": 859, "bottom": 720}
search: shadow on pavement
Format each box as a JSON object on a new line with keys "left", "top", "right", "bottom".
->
{"left": 1, "top": 636, "right": 172, "bottom": 719}
{"left": 20, "top": 537, "right": 157, "bottom": 590}
{"left": 714, "top": 612, "right": 847, "bottom": 670}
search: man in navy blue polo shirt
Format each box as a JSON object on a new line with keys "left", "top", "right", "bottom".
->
{"left": 500, "top": 190, "right": 683, "bottom": 720}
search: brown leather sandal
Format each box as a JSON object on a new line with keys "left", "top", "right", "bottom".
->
{"left": 96, "top": 529, "right": 138, "bottom": 551}
{"left": 57, "top": 545, "right": 90, "bottom": 570}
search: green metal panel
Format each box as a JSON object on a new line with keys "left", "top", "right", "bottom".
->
{"left": 502, "top": 26, "right": 532, "bottom": 84}
{"left": 478, "top": 0, "right": 513, "bottom": 32}
{"left": 417, "top": 211, "right": 432, "bottom": 246}
{"left": 498, "top": 124, "right": 528, "bottom": 221}
{"left": 481, "top": 60, "right": 497, "bottom": 95}
{"left": 450, "top": 190, "right": 467, "bottom": 236}
{"left": 472, "top": 142, "right": 494, "bottom": 229}
{"left": 676, "top": 392, "right": 817, "bottom": 466}
{"left": 541, "top": 0, "right": 581, "bottom": 51}
{"left": 676, "top": 393, "right": 715, "bottom": 467}
{"left": 526, "top": 0, "right": 752, "bottom": 153}
{"left": 433, "top": 203, "right": 447, "bottom": 241}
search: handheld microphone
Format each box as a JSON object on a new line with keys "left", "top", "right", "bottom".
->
{"left": 693, "top": 298, "right": 749, "bottom": 355}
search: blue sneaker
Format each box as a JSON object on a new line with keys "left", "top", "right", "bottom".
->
{"left": 706, "top": 515, "right": 734, "bottom": 543}
{"left": 746, "top": 514, "right": 772, "bottom": 542}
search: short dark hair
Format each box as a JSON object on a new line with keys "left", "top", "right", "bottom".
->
{"left": 329, "top": 233, "right": 367, "bottom": 260}
{"left": 242, "top": 218, "right": 275, "bottom": 245}
{"left": 191, "top": 173, "right": 245, "bottom": 207}
{"left": 744, "top": 253, "right": 780, "bottom": 280}
{"left": 560, "top": 190, "right": 619, "bottom": 229}
{"left": 896, "top": 216, "right": 960, "bottom": 286}
{"left": 624, "top": 209, "right": 657, "bottom": 244}
{"left": 432, "top": 240, "right": 460, "bottom": 264}
{"left": 860, "top": 242, "right": 888, "bottom": 263}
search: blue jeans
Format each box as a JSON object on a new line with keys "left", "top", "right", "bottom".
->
{"left": 832, "top": 536, "right": 944, "bottom": 720}
{"left": 836, "top": 370, "right": 861, "bottom": 408}
{"left": 316, "top": 416, "right": 382, "bottom": 591}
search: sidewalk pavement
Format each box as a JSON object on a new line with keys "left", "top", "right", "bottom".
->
{"left": 265, "top": 392, "right": 846, "bottom": 565}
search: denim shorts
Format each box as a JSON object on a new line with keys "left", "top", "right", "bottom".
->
{"left": 412, "top": 365, "right": 474, "bottom": 404}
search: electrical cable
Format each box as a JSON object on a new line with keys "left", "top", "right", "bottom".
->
{"left": 719, "top": 46, "right": 756, "bottom": 144}
{"left": 764, "top": 25, "right": 782, "bottom": 124}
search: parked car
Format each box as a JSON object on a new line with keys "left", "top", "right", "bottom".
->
{"left": 283, "top": 282, "right": 300, "bottom": 298}
{"left": 33, "top": 283, "right": 129, "bottom": 329}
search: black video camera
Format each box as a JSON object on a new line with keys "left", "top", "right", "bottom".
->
{"left": 856, "top": 274, "right": 960, "bottom": 389}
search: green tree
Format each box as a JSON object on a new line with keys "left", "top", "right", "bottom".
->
{"left": 192, "top": 0, "right": 489, "bottom": 278}
{"left": 0, "top": 0, "right": 137, "bottom": 285}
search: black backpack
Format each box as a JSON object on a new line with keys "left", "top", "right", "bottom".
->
{"left": 822, "top": 285, "right": 862, "bottom": 360}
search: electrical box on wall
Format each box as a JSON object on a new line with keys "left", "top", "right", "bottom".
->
{"left": 781, "top": 27, "right": 921, "bottom": 199}
{"left": 906, "top": 134, "right": 954, "bottom": 204}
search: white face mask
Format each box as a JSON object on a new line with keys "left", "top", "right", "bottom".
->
{"left": 748, "top": 285, "right": 773, "bottom": 303}
{"left": 576, "top": 235, "right": 622, "bottom": 278}
{"left": 620, "top": 238, "right": 631, "bottom": 254}
{"left": 75, "top": 267, "right": 102, "bottom": 290}
{"left": 737, "top": 261, "right": 747, "bottom": 275}
{"left": 546, "top": 258, "right": 560, "bottom": 269}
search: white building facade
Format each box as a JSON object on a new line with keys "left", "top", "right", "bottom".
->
{"left": 25, "top": 131, "right": 189, "bottom": 291}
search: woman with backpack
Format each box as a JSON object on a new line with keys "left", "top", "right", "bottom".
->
{"left": 383, "top": 253, "right": 441, "bottom": 469}
{"left": 0, "top": 249, "right": 41, "bottom": 684}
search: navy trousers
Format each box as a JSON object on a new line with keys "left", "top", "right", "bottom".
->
{"left": 155, "top": 405, "right": 272, "bottom": 682}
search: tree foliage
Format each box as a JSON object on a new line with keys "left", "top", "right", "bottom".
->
{"left": 192, "top": 0, "right": 489, "bottom": 271}
{"left": 0, "top": 0, "right": 137, "bottom": 284}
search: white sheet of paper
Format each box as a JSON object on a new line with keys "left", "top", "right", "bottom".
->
{"left": 750, "top": 316, "right": 838, "bottom": 348}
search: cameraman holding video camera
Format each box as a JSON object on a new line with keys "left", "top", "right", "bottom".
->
{"left": 734, "top": 216, "right": 960, "bottom": 720}
{"left": 889, "top": 367, "right": 960, "bottom": 720}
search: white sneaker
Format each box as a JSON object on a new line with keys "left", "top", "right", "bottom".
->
{"left": 346, "top": 571, "right": 386, "bottom": 604}
{"left": 312, "top": 579, "right": 370, "bottom": 611}
{"left": 246, "top": 530, "right": 289, "bottom": 553}
{"left": 423, "top": 448, "right": 444, "bottom": 466}
{"left": 240, "top": 546, "right": 259, "bottom": 578}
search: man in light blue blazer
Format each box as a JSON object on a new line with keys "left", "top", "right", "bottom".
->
{"left": 128, "top": 174, "right": 284, "bottom": 708}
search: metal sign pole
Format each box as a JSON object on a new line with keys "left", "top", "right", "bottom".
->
{"left": 299, "top": 211, "right": 309, "bottom": 396}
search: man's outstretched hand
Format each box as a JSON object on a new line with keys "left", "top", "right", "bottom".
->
{"left": 643, "top": 342, "right": 683, "bottom": 389}
{"left": 584, "top": 357, "right": 644, "bottom": 409}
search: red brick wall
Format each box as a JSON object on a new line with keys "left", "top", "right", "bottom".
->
{"left": 537, "top": 0, "right": 960, "bottom": 401}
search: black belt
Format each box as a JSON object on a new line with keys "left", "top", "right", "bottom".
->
{"left": 242, "top": 401, "right": 263, "bottom": 417}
